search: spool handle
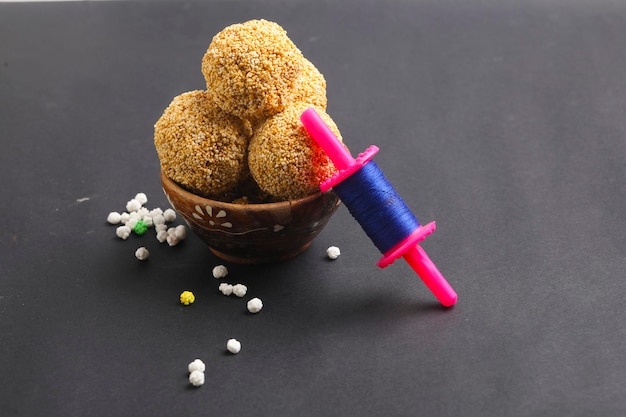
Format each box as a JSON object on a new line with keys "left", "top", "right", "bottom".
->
{"left": 403, "top": 245, "right": 457, "bottom": 307}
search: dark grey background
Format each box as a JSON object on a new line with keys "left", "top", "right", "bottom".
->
{"left": 2, "top": 0, "right": 626, "bottom": 416}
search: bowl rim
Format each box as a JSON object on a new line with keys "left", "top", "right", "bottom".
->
{"left": 160, "top": 169, "right": 332, "bottom": 211}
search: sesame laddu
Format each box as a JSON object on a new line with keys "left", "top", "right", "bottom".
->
{"left": 201, "top": 19, "right": 304, "bottom": 121}
{"left": 292, "top": 57, "right": 328, "bottom": 110}
{"left": 248, "top": 104, "right": 344, "bottom": 200}
{"left": 154, "top": 90, "right": 251, "bottom": 198}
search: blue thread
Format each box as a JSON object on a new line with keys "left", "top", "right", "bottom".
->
{"left": 333, "top": 161, "right": 420, "bottom": 253}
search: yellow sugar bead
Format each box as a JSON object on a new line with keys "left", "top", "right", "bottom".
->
{"left": 180, "top": 290, "right": 195, "bottom": 306}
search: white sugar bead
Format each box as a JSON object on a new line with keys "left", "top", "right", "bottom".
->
{"left": 188, "top": 359, "right": 205, "bottom": 373}
{"left": 189, "top": 370, "right": 205, "bottom": 387}
{"left": 150, "top": 208, "right": 163, "bottom": 216}
{"left": 247, "top": 297, "right": 263, "bottom": 314}
{"left": 126, "top": 198, "right": 142, "bottom": 212}
{"left": 174, "top": 224, "right": 187, "bottom": 240}
{"left": 107, "top": 212, "right": 121, "bottom": 224}
{"left": 163, "top": 208, "right": 176, "bottom": 222}
{"left": 134, "top": 247, "right": 150, "bottom": 261}
{"left": 156, "top": 229, "right": 168, "bottom": 243}
{"left": 137, "top": 207, "right": 150, "bottom": 218}
{"left": 326, "top": 246, "right": 341, "bottom": 260}
{"left": 120, "top": 212, "right": 130, "bottom": 224}
{"left": 126, "top": 218, "right": 138, "bottom": 230}
{"left": 166, "top": 235, "right": 180, "bottom": 246}
{"left": 232, "top": 284, "right": 247, "bottom": 298}
{"left": 134, "top": 193, "right": 148, "bottom": 205}
{"left": 166, "top": 227, "right": 185, "bottom": 245}
{"left": 155, "top": 224, "right": 167, "bottom": 233}
{"left": 219, "top": 283, "right": 233, "bottom": 296}
{"left": 212, "top": 265, "right": 228, "bottom": 279}
{"left": 152, "top": 214, "right": 165, "bottom": 226}
{"left": 226, "top": 339, "right": 241, "bottom": 354}
{"left": 116, "top": 225, "right": 131, "bottom": 240}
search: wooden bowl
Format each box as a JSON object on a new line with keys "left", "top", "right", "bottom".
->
{"left": 161, "top": 170, "right": 341, "bottom": 264}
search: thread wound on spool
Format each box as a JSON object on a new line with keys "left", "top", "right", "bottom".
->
{"left": 320, "top": 146, "right": 379, "bottom": 192}
{"left": 334, "top": 161, "right": 420, "bottom": 253}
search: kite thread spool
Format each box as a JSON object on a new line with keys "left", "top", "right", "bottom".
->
{"left": 300, "top": 107, "right": 457, "bottom": 306}
{"left": 333, "top": 161, "right": 420, "bottom": 254}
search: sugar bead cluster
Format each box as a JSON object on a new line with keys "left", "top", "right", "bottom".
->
{"left": 212, "top": 265, "right": 263, "bottom": 313}
{"left": 106, "top": 192, "right": 188, "bottom": 260}
{"left": 187, "top": 338, "right": 242, "bottom": 387}
{"left": 187, "top": 359, "right": 206, "bottom": 387}
{"left": 218, "top": 283, "right": 247, "bottom": 298}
